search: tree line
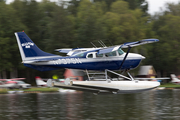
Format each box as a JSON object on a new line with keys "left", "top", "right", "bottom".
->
{"left": 0, "top": 0, "right": 180, "bottom": 83}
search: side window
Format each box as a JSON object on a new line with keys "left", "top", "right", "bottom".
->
{"left": 105, "top": 51, "right": 116, "bottom": 57}
{"left": 87, "top": 54, "right": 93, "bottom": 58}
{"left": 96, "top": 53, "right": 103, "bottom": 57}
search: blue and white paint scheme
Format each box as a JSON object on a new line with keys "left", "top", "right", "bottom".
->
{"left": 15, "top": 32, "right": 160, "bottom": 94}
{"left": 15, "top": 32, "right": 158, "bottom": 72}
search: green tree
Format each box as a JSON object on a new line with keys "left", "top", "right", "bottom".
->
{"left": 163, "top": 2, "right": 180, "bottom": 16}
{"left": 124, "top": 0, "right": 148, "bottom": 14}
{"left": 12, "top": 0, "right": 42, "bottom": 45}
{"left": 94, "top": 0, "right": 148, "bottom": 14}
{"left": 147, "top": 2, "right": 180, "bottom": 76}
{"left": 0, "top": 1, "right": 25, "bottom": 78}
{"left": 11, "top": 0, "right": 47, "bottom": 82}
{"left": 75, "top": 0, "right": 107, "bottom": 47}
{"left": 104, "top": 1, "right": 146, "bottom": 45}
{"left": 94, "top": 0, "right": 116, "bottom": 11}
{"left": 67, "top": 0, "right": 81, "bottom": 16}
{"left": 38, "top": 0, "right": 58, "bottom": 50}
{"left": 47, "top": 3, "right": 74, "bottom": 51}
{"left": 151, "top": 14, "right": 180, "bottom": 75}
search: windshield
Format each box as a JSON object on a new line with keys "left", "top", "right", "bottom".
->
{"left": 118, "top": 48, "right": 124, "bottom": 55}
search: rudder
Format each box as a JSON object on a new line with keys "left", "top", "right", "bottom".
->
{"left": 15, "top": 32, "right": 57, "bottom": 61}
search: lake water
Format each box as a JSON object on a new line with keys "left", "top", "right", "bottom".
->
{"left": 0, "top": 89, "right": 180, "bottom": 120}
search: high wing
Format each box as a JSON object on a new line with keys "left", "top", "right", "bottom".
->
{"left": 98, "top": 39, "right": 159, "bottom": 54}
{"left": 56, "top": 39, "right": 159, "bottom": 55}
{"left": 22, "top": 57, "right": 61, "bottom": 64}
{"left": 121, "top": 39, "right": 159, "bottom": 48}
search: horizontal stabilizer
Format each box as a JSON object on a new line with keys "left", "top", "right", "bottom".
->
{"left": 23, "top": 57, "right": 61, "bottom": 63}
{"left": 55, "top": 49, "right": 72, "bottom": 53}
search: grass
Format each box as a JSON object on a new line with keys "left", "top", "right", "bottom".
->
{"left": 160, "top": 83, "right": 180, "bottom": 88}
{"left": 23, "top": 87, "right": 59, "bottom": 92}
{"left": 0, "top": 87, "right": 59, "bottom": 94}
{"left": 0, "top": 88, "right": 8, "bottom": 94}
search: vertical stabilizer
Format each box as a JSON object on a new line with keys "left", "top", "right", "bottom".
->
{"left": 35, "top": 76, "right": 47, "bottom": 86}
{"left": 15, "top": 32, "right": 57, "bottom": 61}
{"left": 170, "top": 74, "right": 180, "bottom": 84}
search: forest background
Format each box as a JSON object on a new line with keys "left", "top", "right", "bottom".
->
{"left": 0, "top": 0, "right": 180, "bottom": 84}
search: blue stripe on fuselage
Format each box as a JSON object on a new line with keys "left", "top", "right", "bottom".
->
{"left": 24, "top": 59, "right": 142, "bottom": 71}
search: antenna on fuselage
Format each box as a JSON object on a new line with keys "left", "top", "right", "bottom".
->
{"left": 98, "top": 40, "right": 106, "bottom": 47}
{"left": 91, "top": 42, "right": 97, "bottom": 48}
{"left": 100, "top": 40, "right": 107, "bottom": 47}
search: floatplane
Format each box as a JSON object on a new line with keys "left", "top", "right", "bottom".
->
{"left": 15, "top": 31, "right": 160, "bottom": 94}
{"left": 0, "top": 78, "right": 26, "bottom": 89}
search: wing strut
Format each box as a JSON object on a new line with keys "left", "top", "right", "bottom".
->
{"left": 119, "top": 46, "right": 132, "bottom": 70}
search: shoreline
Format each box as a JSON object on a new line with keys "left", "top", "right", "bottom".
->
{"left": 1, "top": 83, "right": 180, "bottom": 94}
{"left": 0, "top": 87, "right": 59, "bottom": 94}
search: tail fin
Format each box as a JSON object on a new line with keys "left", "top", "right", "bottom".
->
{"left": 170, "top": 74, "right": 180, "bottom": 83}
{"left": 15, "top": 32, "right": 57, "bottom": 61}
{"left": 171, "top": 74, "right": 178, "bottom": 80}
{"left": 35, "top": 76, "right": 47, "bottom": 86}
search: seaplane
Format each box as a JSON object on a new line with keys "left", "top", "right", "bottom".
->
{"left": 0, "top": 78, "right": 31, "bottom": 89}
{"left": 15, "top": 31, "right": 160, "bottom": 94}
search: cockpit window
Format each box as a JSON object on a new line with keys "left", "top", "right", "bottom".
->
{"left": 105, "top": 51, "right": 116, "bottom": 57}
{"left": 76, "top": 53, "right": 84, "bottom": 57}
{"left": 118, "top": 48, "right": 124, "bottom": 55}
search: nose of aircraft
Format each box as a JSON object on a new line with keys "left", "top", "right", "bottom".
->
{"left": 141, "top": 55, "right": 145, "bottom": 59}
{"left": 127, "top": 53, "right": 146, "bottom": 60}
{"left": 136, "top": 54, "right": 146, "bottom": 60}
